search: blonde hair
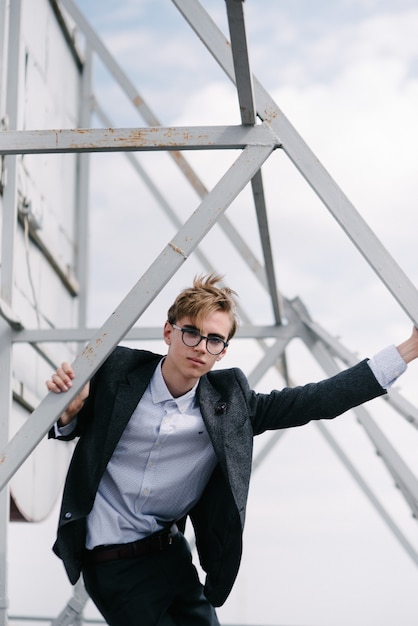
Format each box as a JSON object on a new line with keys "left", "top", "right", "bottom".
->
{"left": 167, "top": 273, "right": 238, "bottom": 340}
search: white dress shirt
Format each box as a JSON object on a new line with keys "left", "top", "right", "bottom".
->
{"left": 85, "top": 359, "right": 218, "bottom": 549}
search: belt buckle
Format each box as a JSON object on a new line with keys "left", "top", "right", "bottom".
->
{"left": 159, "top": 531, "right": 173, "bottom": 550}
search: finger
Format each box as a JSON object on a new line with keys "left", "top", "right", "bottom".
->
{"left": 45, "top": 378, "right": 66, "bottom": 393}
{"left": 60, "top": 361, "right": 75, "bottom": 379}
{"left": 48, "top": 370, "right": 73, "bottom": 392}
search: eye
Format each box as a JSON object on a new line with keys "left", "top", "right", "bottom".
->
{"left": 208, "top": 337, "right": 223, "bottom": 346}
{"left": 184, "top": 329, "right": 200, "bottom": 338}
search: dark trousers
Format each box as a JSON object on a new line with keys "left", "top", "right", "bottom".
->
{"left": 82, "top": 533, "right": 220, "bottom": 626}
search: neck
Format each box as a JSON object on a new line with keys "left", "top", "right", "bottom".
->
{"left": 161, "top": 359, "right": 197, "bottom": 398}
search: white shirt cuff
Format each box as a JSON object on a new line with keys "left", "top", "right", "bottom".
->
{"left": 54, "top": 416, "right": 78, "bottom": 437}
{"left": 367, "top": 344, "right": 407, "bottom": 389}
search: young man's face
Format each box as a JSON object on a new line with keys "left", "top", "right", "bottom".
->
{"left": 162, "top": 310, "right": 231, "bottom": 394}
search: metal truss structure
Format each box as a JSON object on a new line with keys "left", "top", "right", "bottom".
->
{"left": 1, "top": 0, "right": 418, "bottom": 624}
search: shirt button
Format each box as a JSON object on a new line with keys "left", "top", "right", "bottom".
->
{"left": 64, "top": 512, "right": 72, "bottom": 519}
{"left": 143, "top": 488, "right": 150, "bottom": 496}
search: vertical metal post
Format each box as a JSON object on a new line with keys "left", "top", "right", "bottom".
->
{"left": 0, "top": 2, "right": 21, "bottom": 625}
{"left": 1, "top": 0, "right": 20, "bottom": 302}
{"left": 0, "top": 323, "right": 11, "bottom": 626}
{"left": 0, "top": 0, "right": 8, "bottom": 201}
{"left": 0, "top": 0, "right": 8, "bottom": 119}
{"left": 75, "top": 44, "right": 92, "bottom": 331}
{"left": 50, "top": 578, "right": 90, "bottom": 626}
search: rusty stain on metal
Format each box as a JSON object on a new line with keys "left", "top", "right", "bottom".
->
{"left": 168, "top": 242, "right": 188, "bottom": 259}
{"left": 95, "top": 332, "right": 108, "bottom": 347}
{"left": 80, "top": 332, "right": 109, "bottom": 365}
{"left": 262, "top": 106, "right": 279, "bottom": 124}
{"left": 81, "top": 343, "right": 96, "bottom": 366}
{"left": 133, "top": 95, "right": 144, "bottom": 108}
{"left": 62, "top": 127, "right": 217, "bottom": 152}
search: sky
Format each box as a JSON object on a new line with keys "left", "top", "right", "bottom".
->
{"left": 7, "top": 0, "right": 418, "bottom": 625}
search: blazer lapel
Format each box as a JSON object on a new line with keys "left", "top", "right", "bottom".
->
{"left": 197, "top": 376, "right": 228, "bottom": 472}
{"left": 102, "top": 357, "right": 161, "bottom": 461}
{"left": 197, "top": 373, "right": 253, "bottom": 520}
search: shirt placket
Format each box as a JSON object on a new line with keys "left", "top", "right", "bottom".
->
{"left": 134, "top": 399, "right": 179, "bottom": 518}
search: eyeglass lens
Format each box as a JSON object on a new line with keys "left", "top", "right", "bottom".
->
{"left": 182, "top": 329, "right": 225, "bottom": 355}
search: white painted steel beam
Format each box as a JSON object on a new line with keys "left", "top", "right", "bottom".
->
{"left": 0, "top": 324, "right": 12, "bottom": 626}
{"left": 75, "top": 43, "right": 93, "bottom": 330}
{"left": 225, "top": 0, "right": 256, "bottom": 125}
{"left": 0, "top": 2, "right": 21, "bottom": 624}
{"left": 0, "top": 0, "right": 8, "bottom": 120}
{"left": 251, "top": 169, "right": 285, "bottom": 325}
{"left": 49, "top": 578, "right": 89, "bottom": 626}
{"left": 11, "top": 324, "right": 297, "bottom": 343}
{"left": 0, "top": 124, "right": 277, "bottom": 154}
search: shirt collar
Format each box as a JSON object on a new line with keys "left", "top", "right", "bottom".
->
{"left": 150, "top": 359, "right": 198, "bottom": 414}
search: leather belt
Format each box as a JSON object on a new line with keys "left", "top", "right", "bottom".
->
{"left": 83, "top": 525, "right": 179, "bottom": 565}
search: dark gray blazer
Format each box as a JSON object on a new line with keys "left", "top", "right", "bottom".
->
{"left": 50, "top": 346, "right": 385, "bottom": 606}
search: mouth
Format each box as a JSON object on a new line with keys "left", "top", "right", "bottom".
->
{"left": 188, "top": 356, "right": 205, "bottom": 366}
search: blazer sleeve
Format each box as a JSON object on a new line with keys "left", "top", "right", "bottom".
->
{"left": 48, "top": 346, "right": 162, "bottom": 441}
{"left": 47, "top": 371, "right": 98, "bottom": 441}
{"left": 241, "top": 359, "right": 387, "bottom": 436}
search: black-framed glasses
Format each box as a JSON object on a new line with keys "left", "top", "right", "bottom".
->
{"left": 171, "top": 323, "right": 229, "bottom": 355}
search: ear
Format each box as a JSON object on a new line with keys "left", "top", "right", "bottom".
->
{"left": 163, "top": 321, "right": 173, "bottom": 345}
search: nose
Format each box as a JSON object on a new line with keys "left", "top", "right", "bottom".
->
{"left": 193, "top": 338, "right": 207, "bottom": 353}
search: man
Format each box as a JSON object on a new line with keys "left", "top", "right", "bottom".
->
{"left": 47, "top": 273, "right": 418, "bottom": 626}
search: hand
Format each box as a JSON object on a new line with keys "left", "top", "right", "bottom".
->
{"left": 46, "top": 362, "right": 90, "bottom": 426}
{"left": 396, "top": 326, "right": 418, "bottom": 364}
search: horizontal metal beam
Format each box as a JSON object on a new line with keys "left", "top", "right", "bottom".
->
{"left": 0, "top": 124, "right": 278, "bottom": 155}
{"left": 11, "top": 324, "right": 297, "bottom": 344}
